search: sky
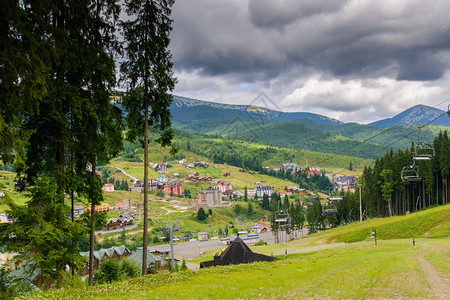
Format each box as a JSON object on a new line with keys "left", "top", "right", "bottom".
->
{"left": 169, "top": 0, "right": 450, "bottom": 124}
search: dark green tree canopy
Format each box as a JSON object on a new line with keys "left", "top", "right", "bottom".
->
{"left": 120, "top": 0, "right": 176, "bottom": 148}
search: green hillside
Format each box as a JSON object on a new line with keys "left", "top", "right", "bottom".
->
{"left": 171, "top": 111, "right": 448, "bottom": 160}
{"left": 34, "top": 204, "right": 450, "bottom": 299}
{"left": 173, "top": 130, "right": 373, "bottom": 171}
{"left": 298, "top": 120, "right": 442, "bottom": 150}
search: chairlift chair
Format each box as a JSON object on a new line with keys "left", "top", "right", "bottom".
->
{"left": 274, "top": 210, "right": 289, "bottom": 223}
{"left": 323, "top": 201, "right": 338, "bottom": 213}
{"left": 275, "top": 210, "right": 290, "bottom": 230}
{"left": 401, "top": 164, "right": 421, "bottom": 182}
{"left": 412, "top": 142, "right": 435, "bottom": 161}
{"left": 447, "top": 104, "right": 450, "bottom": 117}
{"left": 328, "top": 187, "right": 345, "bottom": 201}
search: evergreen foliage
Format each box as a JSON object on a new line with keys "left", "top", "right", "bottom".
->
{"left": 0, "top": 177, "right": 86, "bottom": 289}
{"left": 196, "top": 207, "right": 207, "bottom": 221}
{"left": 261, "top": 194, "right": 270, "bottom": 210}
{"left": 338, "top": 130, "right": 450, "bottom": 221}
{"left": 120, "top": 0, "right": 176, "bottom": 276}
{"left": 93, "top": 258, "right": 140, "bottom": 285}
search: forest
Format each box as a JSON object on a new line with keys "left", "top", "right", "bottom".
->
{"left": 331, "top": 130, "right": 450, "bottom": 224}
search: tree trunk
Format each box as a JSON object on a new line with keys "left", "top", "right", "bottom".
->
{"left": 71, "top": 189, "right": 75, "bottom": 277}
{"left": 142, "top": 94, "right": 149, "bottom": 276}
{"left": 388, "top": 197, "right": 392, "bottom": 217}
{"left": 436, "top": 174, "right": 438, "bottom": 206}
{"left": 89, "top": 164, "right": 96, "bottom": 286}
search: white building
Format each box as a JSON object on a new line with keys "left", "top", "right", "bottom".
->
{"left": 255, "top": 185, "right": 273, "bottom": 198}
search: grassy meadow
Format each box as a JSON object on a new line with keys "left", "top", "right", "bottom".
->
{"left": 31, "top": 204, "right": 450, "bottom": 299}
{"left": 0, "top": 171, "right": 28, "bottom": 212}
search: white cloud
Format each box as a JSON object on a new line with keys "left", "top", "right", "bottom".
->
{"left": 280, "top": 76, "right": 443, "bottom": 123}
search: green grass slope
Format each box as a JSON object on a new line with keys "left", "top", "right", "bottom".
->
{"left": 33, "top": 204, "right": 450, "bottom": 299}
{"left": 315, "top": 204, "right": 450, "bottom": 244}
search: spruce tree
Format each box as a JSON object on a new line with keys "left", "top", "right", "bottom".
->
{"left": 120, "top": 0, "right": 176, "bottom": 275}
{"left": 197, "top": 207, "right": 207, "bottom": 221}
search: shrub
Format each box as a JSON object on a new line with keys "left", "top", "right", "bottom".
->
{"left": 93, "top": 258, "right": 140, "bottom": 285}
{"left": 254, "top": 240, "right": 267, "bottom": 246}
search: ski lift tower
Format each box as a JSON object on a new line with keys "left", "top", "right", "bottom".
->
{"left": 162, "top": 221, "right": 180, "bottom": 269}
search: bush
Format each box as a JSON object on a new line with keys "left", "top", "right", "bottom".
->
{"left": 181, "top": 259, "right": 188, "bottom": 271}
{"left": 93, "top": 258, "right": 140, "bottom": 285}
{"left": 121, "top": 259, "right": 140, "bottom": 278}
{"left": 254, "top": 240, "right": 267, "bottom": 246}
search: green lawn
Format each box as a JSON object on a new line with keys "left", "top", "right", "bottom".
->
{"left": 28, "top": 204, "right": 450, "bottom": 299}
{"left": 31, "top": 238, "right": 448, "bottom": 299}
{"left": 0, "top": 171, "right": 28, "bottom": 212}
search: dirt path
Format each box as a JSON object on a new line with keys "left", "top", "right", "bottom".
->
{"left": 417, "top": 252, "right": 450, "bottom": 298}
{"left": 107, "top": 164, "right": 139, "bottom": 182}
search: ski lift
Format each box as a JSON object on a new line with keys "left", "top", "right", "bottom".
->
{"left": 413, "top": 142, "right": 435, "bottom": 160}
{"left": 401, "top": 164, "right": 422, "bottom": 182}
{"left": 275, "top": 210, "right": 290, "bottom": 229}
{"left": 412, "top": 129, "right": 435, "bottom": 160}
{"left": 324, "top": 187, "right": 344, "bottom": 214}
{"left": 275, "top": 210, "right": 288, "bottom": 223}
{"left": 328, "top": 187, "right": 345, "bottom": 201}
{"left": 447, "top": 104, "right": 450, "bottom": 117}
{"left": 323, "top": 201, "right": 338, "bottom": 213}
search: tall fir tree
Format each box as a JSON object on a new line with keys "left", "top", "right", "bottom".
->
{"left": 13, "top": 0, "right": 122, "bottom": 285}
{"left": 120, "top": 0, "right": 176, "bottom": 275}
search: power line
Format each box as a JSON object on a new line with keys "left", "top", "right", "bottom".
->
{"left": 314, "top": 98, "right": 450, "bottom": 176}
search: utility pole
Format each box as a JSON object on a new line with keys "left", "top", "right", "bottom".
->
{"left": 358, "top": 184, "right": 362, "bottom": 223}
{"left": 163, "top": 221, "right": 180, "bottom": 270}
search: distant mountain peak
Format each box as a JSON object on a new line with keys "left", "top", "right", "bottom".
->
{"left": 369, "top": 104, "right": 449, "bottom": 127}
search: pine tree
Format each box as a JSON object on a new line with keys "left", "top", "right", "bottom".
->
{"left": 247, "top": 202, "right": 254, "bottom": 215}
{"left": 3, "top": 0, "right": 122, "bottom": 286}
{"left": 120, "top": 0, "right": 176, "bottom": 275}
{"left": 262, "top": 194, "right": 270, "bottom": 210}
{"left": 283, "top": 194, "right": 289, "bottom": 210}
{"left": 197, "top": 207, "right": 207, "bottom": 221}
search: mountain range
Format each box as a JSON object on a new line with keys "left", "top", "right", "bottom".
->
{"left": 171, "top": 95, "right": 450, "bottom": 127}
{"left": 169, "top": 95, "right": 449, "bottom": 160}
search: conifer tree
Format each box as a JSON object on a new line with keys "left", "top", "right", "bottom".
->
{"left": 2, "top": 0, "right": 122, "bottom": 286}
{"left": 120, "top": 0, "right": 176, "bottom": 275}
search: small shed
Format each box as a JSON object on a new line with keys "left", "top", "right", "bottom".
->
{"left": 200, "top": 236, "right": 276, "bottom": 268}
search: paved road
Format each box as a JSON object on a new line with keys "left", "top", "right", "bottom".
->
{"left": 151, "top": 239, "right": 226, "bottom": 260}
{"left": 150, "top": 228, "right": 309, "bottom": 261}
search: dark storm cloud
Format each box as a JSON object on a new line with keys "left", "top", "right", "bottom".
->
{"left": 170, "top": 0, "right": 290, "bottom": 81}
{"left": 170, "top": 1, "right": 450, "bottom": 123}
{"left": 396, "top": 53, "right": 446, "bottom": 81}
{"left": 248, "top": 0, "right": 343, "bottom": 30}
{"left": 170, "top": 0, "right": 450, "bottom": 82}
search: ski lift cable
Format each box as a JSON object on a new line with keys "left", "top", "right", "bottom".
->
{"left": 303, "top": 97, "right": 450, "bottom": 178}
{"left": 314, "top": 98, "right": 450, "bottom": 168}
{"left": 333, "top": 110, "right": 448, "bottom": 177}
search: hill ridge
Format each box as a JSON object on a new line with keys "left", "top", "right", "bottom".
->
{"left": 369, "top": 104, "right": 450, "bottom": 127}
